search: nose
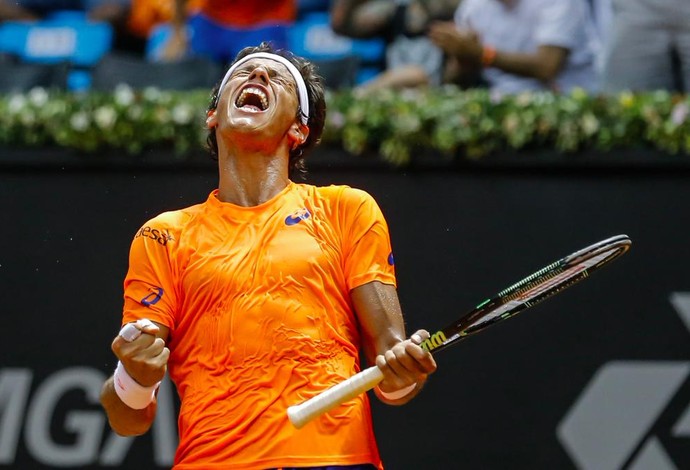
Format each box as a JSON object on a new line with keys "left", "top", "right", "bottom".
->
{"left": 248, "top": 66, "right": 270, "bottom": 85}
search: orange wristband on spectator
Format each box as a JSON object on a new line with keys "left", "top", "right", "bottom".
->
{"left": 482, "top": 45, "right": 497, "bottom": 67}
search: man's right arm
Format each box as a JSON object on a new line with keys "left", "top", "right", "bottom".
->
{"left": 429, "top": 21, "right": 569, "bottom": 87}
{"left": 100, "top": 321, "right": 170, "bottom": 436}
{"left": 159, "top": 0, "right": 189, "bottom": 61}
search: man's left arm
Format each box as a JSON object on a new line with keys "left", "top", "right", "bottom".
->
{"left": 484, "top": 45, "right": 569, "bottom": 84}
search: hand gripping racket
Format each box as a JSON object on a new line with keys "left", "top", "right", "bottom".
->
{"left": 287, "top": 234, "right": 632, "bottom": 428}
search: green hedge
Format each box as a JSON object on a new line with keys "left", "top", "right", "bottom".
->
{"left": 1, "top": 85, "right": 689, "bottom": 166}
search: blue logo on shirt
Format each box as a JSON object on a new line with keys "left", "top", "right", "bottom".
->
{"left": 285, "top": 208, "right": 311, "bottom": 226}
{"left": 388, "top": 252, "right": 395, "bottom": 266}
{"left": 141, "top": 287, "right": 164, "bottom": 306}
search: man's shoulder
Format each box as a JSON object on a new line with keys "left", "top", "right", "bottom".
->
{"left": 308, "top": 183, "right": 375, "bottom": 204}
{"left": 140, "top": 200, "right": 207, "bottom": 231}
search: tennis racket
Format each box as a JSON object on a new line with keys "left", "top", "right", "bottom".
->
{"left": 287, "top": 234, "right": 632, "bottom": 428}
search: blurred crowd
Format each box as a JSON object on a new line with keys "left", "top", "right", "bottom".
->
{"left": 0, "top": 0, "right": 689, "bottom": 94}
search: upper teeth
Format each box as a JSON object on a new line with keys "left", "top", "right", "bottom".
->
{"left": 237, "top": 87, "right": 268, "bottom": 110}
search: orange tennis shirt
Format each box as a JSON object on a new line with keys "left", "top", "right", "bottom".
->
{"left": 122, "top": 182, "right": 396, "bottom": 469}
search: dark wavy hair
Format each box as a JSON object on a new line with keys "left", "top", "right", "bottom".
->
{"left": 205, "top": 42, "right": 327, "bottom": 178}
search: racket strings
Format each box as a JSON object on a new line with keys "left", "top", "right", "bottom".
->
{"left": 433, "top": 243, "right": 629, "bottom": 348}
{"left": 499, "top": 246, "right": 623, "bottom": 302}
{"left": 521, "top": 271, "right": 589, "bottom": 306}
{"left": 465, "top": 269, "right": 589, "bottom": 332}
{"left": 498, "top": 263, "right": 564, "bottom": 301}
{"left": 470, "top": 260, "right": 598, "bottom": 328}
{"left": 499, "top": 266, "right": 567, "bottom": 301}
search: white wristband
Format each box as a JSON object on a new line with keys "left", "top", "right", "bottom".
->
{"left": 377, "top": 382, "right": 417, "bottom": 400}
{"left": 113, "top": 361, "right": 160, "bottom": 410}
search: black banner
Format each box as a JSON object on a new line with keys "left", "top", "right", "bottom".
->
{"left": 1, "top": 162, "right": 689, "bottom": 469}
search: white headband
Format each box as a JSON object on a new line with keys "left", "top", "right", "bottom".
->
{"left": 217, "top": 52, "right": 310, "bottom": 125}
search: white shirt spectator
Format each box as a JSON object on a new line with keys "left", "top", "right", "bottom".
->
{"left": 455, "top": 0, "right": 600, "bottom": 93}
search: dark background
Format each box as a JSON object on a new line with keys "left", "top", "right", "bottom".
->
{"left": 1, "top": 151, "right": 689, "bottom": 469}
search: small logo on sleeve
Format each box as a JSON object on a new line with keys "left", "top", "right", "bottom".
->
{"left": 141, "top": 287, "right": 164, "bottom": 306}
{"left": 285, "top": 208, "right": 311, "bottom": 226}
{"left": 388, "top": 252, "right": 395, "bottom": 266}
{"left": 135, "top": 226, "right": 174, "bottom": 246}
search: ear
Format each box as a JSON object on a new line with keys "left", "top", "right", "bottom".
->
{"left": 206, "top": 109, "right": 218, "bottom": 129}
{"left": 288, "top": 122, "right": 309, "bottom": 149}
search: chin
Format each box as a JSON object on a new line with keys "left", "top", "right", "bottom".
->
{"left": 225, "top": 116, "right": 266, "bottom": 133}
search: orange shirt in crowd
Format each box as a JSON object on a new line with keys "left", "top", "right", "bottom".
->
{"left": 128, "top": 0, "right": 295, "bottom": 38}
{"left": 193, "top": 0, "right": 296, "bottom": 27}
{"left": 122, "top": 182, "right": 395, "bottom": 469}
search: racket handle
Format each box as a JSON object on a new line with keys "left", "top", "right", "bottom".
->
{"left": 287, "top": 365, "right": 384, "bottom": 429}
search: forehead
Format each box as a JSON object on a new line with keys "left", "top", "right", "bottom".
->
{"left": 233, "top": 57, "right": 293, "bottom": 77}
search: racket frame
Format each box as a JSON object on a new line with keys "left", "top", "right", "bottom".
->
{"left": 287, "top": 234, "right": 631, "bottom": 428}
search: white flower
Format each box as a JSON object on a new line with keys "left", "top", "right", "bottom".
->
{"left": 146, "top": 89, "right": 172, "bottom": 105}
{"left": 155, "top": 107, "right": 171, "bottom": 123}
{"left": 532, "top": 92, "right": 554, "bottom": 106}
{"left": 44, "top": 100, "right": 66, "bottom": 117}
{"left": 328, "top": 111, "right": 345, "bottom": 128}
{"left": 394, "top": 114, "right": 421, "bottom": 133}
{"left": 8, "top": 94, "right": 27, "bottom": 114}
{"left": 20, "top": 111, "right": 36, "bottom": 126}
{"left": 94, "top": 106, "right": 117, "bottom": 130}
{"left": 70, "top": 111, "right": 90, "bottom": 131}
{"left": 400, "top": 88, "right": 421, "bottom": 102}
{"left": 503, "top": 113, "right": 520, "bottom": 133}
{"left": 28, "top": 87, "right": 49, "bottom": 107}
{"left": 671, "top": 102, "right": 689, "bottom": 126}
{"left": 581, "top": 112, "right": 600, "bottom": 136}
{"left": 515, "top": 92, "right": 534, "bottom": 107}
{"left": 114, "top": 84, "right": 135, "bottom": 106}
{"left": 490, "top": 89, "right": 504, "bottom": 104}
{"left": 172, "top": 103, "right": 194, "bottom": 124}
{"left": 127, "top": 105, "right": 142, "bottom": 120}
{"left": 143, "top": 87, "right": 162, "bottom": 102}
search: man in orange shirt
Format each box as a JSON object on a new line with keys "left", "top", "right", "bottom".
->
{"left": 100, "top": 42, "right": 437, "bottom": 469}
{"left": 135, "top": 0, "right": 297, "bottom": 63}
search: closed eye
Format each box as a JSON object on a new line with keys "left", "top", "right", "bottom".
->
{"left": 236, "top": 65, "right": 292, "bottom": 83}
{"left": 233, "top": 70, "right": 250, "bottom": 78}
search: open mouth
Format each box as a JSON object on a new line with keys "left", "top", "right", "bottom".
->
{"left": 235, "top": 86, "right": 269, "bottom": 113}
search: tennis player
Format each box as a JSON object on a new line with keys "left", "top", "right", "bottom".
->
{"left": 100, "top": 42, "right": 437, "bottom": 469}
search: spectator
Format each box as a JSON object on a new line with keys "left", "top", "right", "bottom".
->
{"left": 586, "top": 0, "right": 612, "bottom": 76}
{"left": 330, "top": 0, "right": 460, "bottom": 93}
{"left": 143, "top": 0, "right": 297, "bottom": 64}
{"left": 589, "top": 0, "right": 612, "bottom": 52}
{"left": 0, "top": 0, "right": 140, "bottom": 55}
{"left": 602, "top": 0, "right": 690, "bottom": 93}
{"left": 0, "top": 0, "right": 127, "bottom": 22}
{"left": 429, "top": 0, "right": 601, "bottom": 94}
{"left": 125, "top": 0, "right": 186, "bottom": 55}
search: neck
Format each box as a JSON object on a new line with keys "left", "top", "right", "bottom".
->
{"left": 217, "top": 149, "right": 291, "bottom": 207}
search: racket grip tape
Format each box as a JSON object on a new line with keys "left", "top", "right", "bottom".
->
{"left": 287, "top": 366, "right": 384, "bottom": 429}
